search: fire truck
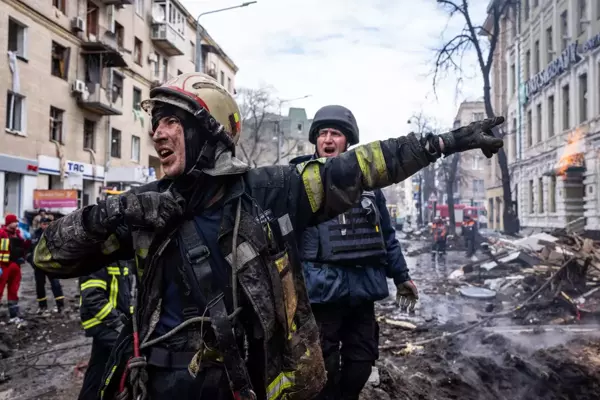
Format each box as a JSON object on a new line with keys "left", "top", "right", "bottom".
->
{"left": 427, "top": 204, "right": 487, "bottom": 227}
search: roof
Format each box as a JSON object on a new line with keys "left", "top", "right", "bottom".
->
{"left": 168, "top": 0, "right": 239, "bottom": 73}
{"left": 288, "top": 107, "right": 308, "bottom": 121}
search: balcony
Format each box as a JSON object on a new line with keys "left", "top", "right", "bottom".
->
{"left": 78, "top": 83, "right": 123, "bottom": 116}
{"left": 151, "top": 23, "right": 186, "bottom": 56}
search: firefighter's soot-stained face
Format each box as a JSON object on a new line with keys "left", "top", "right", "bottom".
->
{"left": 316, "top": 128, "right": 347, "bottom": 158}
{"left": 150, "top": 116, "right": 186, "bottom": 177}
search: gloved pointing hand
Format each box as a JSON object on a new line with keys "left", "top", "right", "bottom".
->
{"left": 396, "top": 280, "right": 419, "bottom": 313}
{"left": 437, "top": 116, "right": 505, "bottom": 159}
{"left": 106, "top": 190, "right": 185, "bottom": 231}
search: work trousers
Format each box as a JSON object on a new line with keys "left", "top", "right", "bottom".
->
{"left": 33, "top": 267, "right": 64, "bottom": 310}
{"left": 0, "top": 262, "right": 22, "bottom": 318}
{"left": 312, "top": 301, "right": 378, "bottom": 400}
{"left": 79, "top": 340, "right": 113, "bottom": 400}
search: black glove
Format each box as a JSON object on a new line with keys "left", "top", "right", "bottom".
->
{"left": 437, "top": 116, "right": 505, "bottom": 158}
{"left": 105, "top": 190, "right": 185, "bottom": 231}
{"left": 396, "top": 280, "right": 419, "bottom": 313}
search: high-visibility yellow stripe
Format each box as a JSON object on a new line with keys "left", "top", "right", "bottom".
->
{"left": 129, "top": 305, "right": 134, "bottom": 314}
{"left": 109, "top": 276, "right": 118, "bottom": 309}
{"left": 267, "top": 372, "right": 295, "bottom": 400}
{"left": 37, "top": 297, "right": 47, "bottom": 302}
{"left": 0, "top": 239, "right": 9, "bottom": 251}
{"left": 100, "top": 365, "right": 118, "bottom": 399}
{"left": 33, "top": 237, "right": 62, "bottom": 270}
{"left": 355, "top": 141, "right": 389, "bottom": 187}
{"left": 55, "top": 296, "right": 64, "bottom": 300}
{"left": 107, "top": 266, "right": 121, "bottom": 275}
{"left": 101, "top": 234, "right": 120, "bottom": 255}
{"left": 0, "top": 255, "right": 8, "bottom": 262}
{"left": 302, "top": 162, "right": 324, "bottom": 213}
{"left": 81, "top": 279, "right": 107, "bottom": 291}
{"left": 82, "top": 302, "right": 113, "bottom": 330}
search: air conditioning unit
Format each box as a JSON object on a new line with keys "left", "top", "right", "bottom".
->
{"left": 148, "top": 53, "right": 158, "bottom": 63}
{"left": 72, "top": 79, "right": 87, "bottom": 95}
{"left": 71, "top": 17, "right": 85, "bottom": 32}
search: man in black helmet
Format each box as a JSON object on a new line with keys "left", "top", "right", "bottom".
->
{"left": 34, "top": 71, "right": 504, "bottom": 400}
{"left": 292, "top": 105, "right": 417, "bottom": 400}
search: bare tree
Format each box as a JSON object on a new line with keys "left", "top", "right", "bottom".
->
{"left": 235, "top": 87, "right": 301, "bottom": 167}
{"left": 437, "top": 153, "right": 475, "bottom": 234}
{"left": 432, "top": 0, "right": 518, "bottom": 234}
{"left": 408, "top": 112, "right": 438, "bottom": 222}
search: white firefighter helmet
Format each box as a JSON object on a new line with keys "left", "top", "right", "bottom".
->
{"left": 141, "top": 72, "right": 242, "bottom": 144}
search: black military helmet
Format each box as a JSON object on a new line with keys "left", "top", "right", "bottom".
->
{"left": 308, "top": 105, "right": 359, "bottom": 146}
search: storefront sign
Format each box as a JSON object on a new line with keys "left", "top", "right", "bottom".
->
{"left": 33, "top": 190, "right": 78, "bottom": 208}
{"left": 0, "top": 154, "right": 38, "bottom": 176}
{"left": 525, "top": 33, "right": 600, "bottom": 101}
{"left": 37, "top": 155, "right": 105, "bottom": 181}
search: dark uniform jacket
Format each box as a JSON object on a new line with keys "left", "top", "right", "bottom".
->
{"left": 33, "top": 135, "right": 432, "bottom": 400}
{"left": 79, "top": 261, "right": 134, "bottom": 346}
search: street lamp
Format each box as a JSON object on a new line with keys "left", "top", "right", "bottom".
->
{"left": 275, "top": 95, "right": 312, "bottom": 164}
{"left": 195, "top": 1, "right": 257, "bottom": 74}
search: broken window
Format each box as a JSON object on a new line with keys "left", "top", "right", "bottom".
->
{"left": 84, "top": 119, "right": 95, "bottom": 150}
{"left": 111, "top": 128, "right": 122, "bottom": 158}
{"left": 51, "top": 41, "right": 70, "bottom": 80}
{"left": 49, "top": 106, "right": 64, "bottom": 143}
{"left": 5, "top": 91, "right": 25, "bottom": 132}
{"left": 8, "top": 18, "right": 27, "bottom": 59}
{"left": 134, "top": 37, "right": 142, "bottom": 65}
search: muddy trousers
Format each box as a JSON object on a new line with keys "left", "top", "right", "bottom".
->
{"left": 0, "top": 262, "right": 22, "bottom": 318}
{"left": 79, "top": 340, "right": 113, "bottom": 400}
{"left": 33, "top": 267, "right": 64, "bottom": 310}
{"left": 312, "top": 302, "right": 378, "bottom": 400}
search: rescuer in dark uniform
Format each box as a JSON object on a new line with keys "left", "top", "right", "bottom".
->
{"left": 34, "top": 72, "right": 504, "bottom": 400}
{"left": 292, "top": 105, "right": 416, "bottom": 400}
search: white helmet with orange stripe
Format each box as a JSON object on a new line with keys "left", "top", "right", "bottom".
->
{"left": 141, "top": 72, "right": 242, "bottom": 144}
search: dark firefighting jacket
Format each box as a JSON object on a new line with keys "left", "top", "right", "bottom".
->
{"left": 79, "top": 261, "right": 134, "bottom": 346}
{"left": 33, "top": 135, "right": 433, "bottom": 400}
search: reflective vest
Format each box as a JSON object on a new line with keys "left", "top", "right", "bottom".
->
{"left": 306, "top": 191, "right": 387, "bottom": 265}
{"left": 0, "top": 238, "right": 9, "bottom": 263}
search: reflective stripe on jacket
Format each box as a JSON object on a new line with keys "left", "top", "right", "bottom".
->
{"left": 79, "top": 261, "right": 134, "bottom": 345}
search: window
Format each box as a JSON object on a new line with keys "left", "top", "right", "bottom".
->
{"left": 536, "top": 103, "right": 542, "bottom": 143}
{"left": 51, "top": 41, "right": 70, "bottom": 80}
{"left": 529, "top": 180, "right": 534, "bottom": 213}
{"left": 546, "top": 26, "right": 553, "bottom": 61}
{"left": 549, "top": 175, "right": 556, "bottom": 212}
{"left": 472, "top": 155, "right": 481, "bottom": 170}
{"left": 177, "top": 69, "right": 183, "bottom": 76}
{"left": 112, "top": 71, "right": 124, "bottom": 103}
{"left": 220, "top": 71, "right": 225, "bottom": 86}
{"left": 597, "top": 0, "right": 600, "bottom": 19}
{"left": 473, "top": 179, "right": 484, "bottom": 194}
{"left": 511, "top": 118, "right": 517, "bottom": 161}
{"left": 538, "top": 177, "right": 544, "bottom": 213}
{"left": 525, "top": 50, "right": 531, "bottom": 79}
{"left": 162, "top": 58, "right": 168, "bottom": 82}
{"left": 472, "top": 112, "right": 484, "bottom": 122}
{"left": 526, "top": 109, "right": 532, "bottom": 147}
{"left": 53, "top": 0, "right": 66, "bottom": 13}
{"left": 8, "top": 18, "right": 27, "bottom": 59}
{"left": 133, "top": 87, "right": 142, "bottom": 110}
{"left": 534, "top": 40, "right": 540, "bottom": 74}
{"left": 579, "top": 73, "right": 588, "bottom": 123}
{"left": 227, "top": 77, "right": 232, "bottom": 93}
{"left": 115, "top": 22, "right": 124, "bottom": 48}
{"left": 111, "top": 128, "right": 121, "bottom": 158}
{"left": 560, "top": 11, "right": 569, "bottom": 51}
{"left": 135, "top": 0, "right": 144, "bottom": 17}
{"left": 510, "top": 64, "right": 516, "bottom": 93}
{"left": 83, "top": 119, "right": 95, "bottom": 150}
{"left": 297, "top": 123, "right": 303, "bottom": 131}
{"left": 548, "top": 95, "right": 555, "bottom": 137}
{"left": 5, "top": 91, "right": 24, "bottom": 133}
{"left": 562, "top": 84, "right": 570, "bottom": 130}
{"left": 524, "top": 0, "right": 530, "bottom": 20}
{"left": 167, "top": 4, "right": 185, "bottom": 36}
{"left": 86, "top": 2, "right": 99, "bottom": 37}
{"left": 134, "top": 37, "right": 142, "bottom": 65}
{"left": 131, "top": 135, "right": 141, "bottom": 162}
{"left": 49, "top": 106, "right": 64, "bottom": 143}
{"left": 510, "top": 5, "right": 517, "bottom": 39}
{"left": 153, "top": 52, "right": 160, "bottom": 77}
{"left": 578, "top": 0, "right": 587, "bottom": 35}
{"left": 190, "top": 42, "right": 195, "bottom": 64}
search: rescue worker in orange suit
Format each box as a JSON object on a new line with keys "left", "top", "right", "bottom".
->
{"left": 431, "top": 218, "right": 447, "bottom": 257}
{"left": 78, "top": 255, "right": 135, "bottom": 400}
{"left": 34, "top": 71, "right": 505, "bottom": 400}
{"left": 0, "top": 214, "right": 27, "bottom": 323}
{"left": 291, "top": 105, "right": 416, "bottom": 400}
{"left": 29, "top": 217, "right": 65, "bottom": 314}
{"left": 463, "top": 216, "right": 477, "bottom": 257}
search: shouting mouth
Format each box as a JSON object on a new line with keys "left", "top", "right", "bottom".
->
{"left": 158, "top": 148, "right": 175, "bottom": 164}
{"left": 323, "top": 146, "right": 337, "bottom": 156}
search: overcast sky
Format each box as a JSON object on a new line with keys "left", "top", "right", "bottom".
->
{"left": 182, "top": 0, "right": 489, "bottom": 143}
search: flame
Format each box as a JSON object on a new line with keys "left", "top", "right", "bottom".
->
{"left": 556, "top": 129, "right": 585, "bottom": 176}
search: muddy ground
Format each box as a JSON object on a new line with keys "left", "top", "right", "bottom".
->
{"left": 1, "top": 240, "right": 599, "bottom": 399}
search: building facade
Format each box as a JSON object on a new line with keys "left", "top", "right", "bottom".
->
{"left": 0, "top": 0, "right": 237, "bottom": 219}
{"left": 448, "top": 101, "right": 488, "bottom": 208}
{"left": 499, "top": 0, "right": 600, "bottom": 232}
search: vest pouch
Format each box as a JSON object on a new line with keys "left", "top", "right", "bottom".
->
{"left": 272, "top": 251, "right": 297, "bottom": 336}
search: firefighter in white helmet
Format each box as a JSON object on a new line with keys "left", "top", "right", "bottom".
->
{"left": 35, "top": 72, "right": 504, "bottom": 400}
